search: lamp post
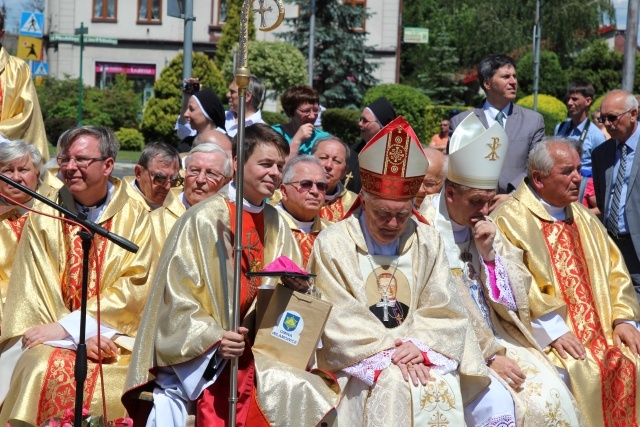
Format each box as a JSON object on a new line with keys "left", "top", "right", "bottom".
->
{"left": 75, "top": 23, "right": 88, "bottom": 126}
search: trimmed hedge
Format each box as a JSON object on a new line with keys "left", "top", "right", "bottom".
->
{"left": 516, "top": 94, "right": 567, "bottom": 135}
{"left": 116, "top": 128, "right": 145, "bottom": 151}
{"left": 362, "top": 84, "right": 431, "bottom": 143}
{"left": 321, "top": 109, "right": 361, "bottom": 145}
{"left": 261, "top": 111, "right": 288, "bottom": 126}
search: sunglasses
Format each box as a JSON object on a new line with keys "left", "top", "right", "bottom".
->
{"left": 598, "top": 109, "right": 633, "bottom": 125}
{"left": 285, "top": 180, "right": 328, "bottom": 192}
{"left": 145, "top": 167, "right": 183, "bottom": 187}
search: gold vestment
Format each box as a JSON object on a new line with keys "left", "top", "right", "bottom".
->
{"left": 421, "top": 193, "right": 585, "bottom": 426}
{"left": 276, "top": 209, "right": 329, "bottom": 268}
{"left": 492, "top": 182, "right": 640, "bottom": 427}
{"left": 307, "top": 210, "right": 490, "bottom": 425}
{"left": 149, "top": 188, "right": 185, "bottom": 249}
{"left": 0, "top": 48, "right": 48, "bottom": 161}
{"left": 123, "top": 195, "right": 339, "bottom": 426}
{"left": 0, "top": 178, "right": 158, "bottom": 426}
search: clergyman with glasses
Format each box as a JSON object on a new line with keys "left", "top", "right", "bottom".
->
{"left": 0, "top": 126, "right": 158, "bottom": 424}
{"left": 274, "top": 154, "right": 330, "bottom": 267}
{"left": 126, "top": 141, "right": 182, "bottom": 211}
{"left": 150, "top": 143, "right": 232, "bottom": 249}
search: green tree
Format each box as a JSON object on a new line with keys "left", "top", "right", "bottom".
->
{"left": 278, "top": 0, "right": 379, "bottom": 109}
{"left": 140, "top": 52, "right": 227, "bottom": 144}
{"left": 417, "top": 29, "right": 466, "bottom": 105}
{"left": 568, "top": 40, "right": 622, "bottom": 97}
{"left": 214, "top": 0, "right": 256, "bottom": 71}
{"left": 516, "top": 50, "right": 567, "bottom": 100}
{"left": 222, "top": 41, "right": 307, "bottom": 101}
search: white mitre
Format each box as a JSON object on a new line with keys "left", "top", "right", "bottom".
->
{"left": 447, "top": 113, "right": 509, "bottom": 190}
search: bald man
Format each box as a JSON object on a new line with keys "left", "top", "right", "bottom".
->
{"left": 415, "top": 147, "right": 447, "bottom": 209}
{"left": 193, "top": 129, "right": 233, "bottom": 158}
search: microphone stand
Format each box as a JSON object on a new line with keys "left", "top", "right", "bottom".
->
{"left": 0, "top": 174, "right": 138, "bottom": 426}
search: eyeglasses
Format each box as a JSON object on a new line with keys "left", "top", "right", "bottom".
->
{"left": 598, "top": 109, "right": 633, "bottom": 124}
{"left": 57, "top": 156, "right": 108, "bottom": 168}
{"left": 186, "top": 167, "right": 225, "bottom": 182}
{"left": 145, "top": 167, "right": 183, "bottom": 187}
{"left": 285, "top": 180, "right": 328, "bottom": 193}
{"left": 359, "top": 116, "right": 376, "bottom": 124}
{"left": 297, "top": 107, "right": 320, "bottom": 116}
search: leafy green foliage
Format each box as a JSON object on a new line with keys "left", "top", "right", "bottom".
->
{"left": 517, "top": 50, "right": 567, "bottom": 100}
{"left": 363, "top": 84, "right": 432, "bottom": 143}
{"left": 214, "top": 0, "right": 256, "bottom": 71}
{"left": 222, "top": 41, "right": 307, "bottom": 100}
{"left": 591, "top": 94, "right": 606, "bottom": 114}
{"left": 36, "top": 74, "right": 141, "bottom": 144}
{"left": 261, "top": 111, "right": 288, "bottom": 126}
{"left": 321, "top": 109, "right": 361, "bottom": 145}
{"left": 567, "top": 40, "right": 622, "bottom": 97}
{"left": 140, "top": 53, "right": 227, "bottom": 144}
{"left": 115, "top": 128, "right": 145, "bottom": 151}
{"left": 278, "top": 0, "right": 379, "bottom": 108}
{"left": 516, "top": 94, "right": 567, "bottom": 135}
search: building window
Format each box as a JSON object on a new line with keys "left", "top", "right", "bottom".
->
{"left": 93, "top": 0, "right": 117, "bottom": 22}
{"left": 138, "top": 0, "right": 162, "bottom": 23}
{"left": 218, "top": 0, "right": 228, "bottom": 24}
{"left": 343, "top": 0, "right": 365, "bottom": 31}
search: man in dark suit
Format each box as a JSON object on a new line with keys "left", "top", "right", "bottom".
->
{"left": 592, "top": 89, "right": 640, "bottom": 296}
{"left": 450, "top": 54, "right": 545, "bottom": 210}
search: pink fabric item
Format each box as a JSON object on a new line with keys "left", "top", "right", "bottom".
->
{"left": 482, "top": 253, "right": 517, "bottom": 311}
{"left": 260, "top": 256, "right": 308, "bottom": 275}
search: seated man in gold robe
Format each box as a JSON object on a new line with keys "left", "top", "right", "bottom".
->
{"left": 307, "top": 117, "right": 490, "bottom": 426}
{"left": 274, "top": 155, "right": 330, "bottom": 267}
{"left": 420, "top": 114, "right": 583, "bottom": 426}
{"left": 492, "top": 137, "right": 640, "bottom": 427}
{"left": 0, "top": 13, "right": 48, "bottom": 161}
{"left": 0, "top": 126, "right": 157, "bottom": 426}
{"left": 0, "top": 140, "right": 60, "bottom": 325}
{"left": 123, "top": 124, "right": 339, "bottom": 427}
{"left": 150, "top": 143, "right": 231, "bottom": 248}
{"left": 125, "top": 141, "right": 182, "bottom": 211}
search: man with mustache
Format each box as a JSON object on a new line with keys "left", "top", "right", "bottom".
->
{"left": 493, "top": 136, "right": 640, "bottom": 427}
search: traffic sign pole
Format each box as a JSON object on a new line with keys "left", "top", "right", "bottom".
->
{"left": 75, "top": 23, "right": 88, "bottom": 126}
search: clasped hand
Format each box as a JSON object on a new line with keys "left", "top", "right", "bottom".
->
{"left": 392, "top": 339, "right": 431, "bottom": 386}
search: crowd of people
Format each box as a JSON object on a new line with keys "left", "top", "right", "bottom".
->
{"left": 0, "top": 47, "right": 639, "bottom": 427}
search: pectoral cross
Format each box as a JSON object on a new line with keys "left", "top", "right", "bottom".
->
{"left": 376, "top": 294, "right": 395, "bottom": 322}
{"left": 252, "top": 0, "right": 273, "bottom": 28}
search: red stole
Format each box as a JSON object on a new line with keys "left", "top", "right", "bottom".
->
{"left": 320, "top": 197, "right": 346, "bottom": 223}
{"left": 36, "top": 221, "right": 112, "bottom": 425}
{"left": 7, "top": 215, "right": 27, "bottom": 239}
{"left": 542, "top": 220, "right": 637, "bottom": 427}
{"left": 291, "top": 229, "right": 319, "bottom": 268}
{"left": 196, "top": 202, "right": 269, "bottom": 427}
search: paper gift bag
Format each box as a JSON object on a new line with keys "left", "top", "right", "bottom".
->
{"left": 253, "top": 284, "right": 332, "bottom": 370}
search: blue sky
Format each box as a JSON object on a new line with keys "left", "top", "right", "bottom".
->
{"left": 3, "top": 0, "right": 39, "bottom": 34}
{"left": 614, "top": 0, "right": 630, "bottom": 30}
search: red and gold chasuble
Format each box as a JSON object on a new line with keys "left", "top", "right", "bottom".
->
{"left": 542, "top": 220, "right": 637, "bottom": 427}
{"left": 319, "top": 199, "right": 347, "bottom": 223}
{"left": 291, "top": 229, "right": 319, "bottom": 268}
{"left": 197, "top": 202, "right": 269, "bottom": 427}
{"left": 7, "top": 215, "right": 27, "bottom": 239}
{"left": 36, "top": 221, "right": 112, "bottom": 425}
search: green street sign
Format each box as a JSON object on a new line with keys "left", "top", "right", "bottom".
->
{"left": 403, "top": 27, "right": 429, "bottom": 44}
{"left": 49, "top": 34, "right": 118, "bottom": 45}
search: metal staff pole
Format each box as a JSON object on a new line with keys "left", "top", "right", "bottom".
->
{"left": 229, "top": 2, "right": 284, "bottom": 426}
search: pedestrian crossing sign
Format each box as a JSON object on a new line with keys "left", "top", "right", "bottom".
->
{"left": 31, "top": 61, "right": 49, "bottom": 77}
{"left": 17, "top": 36, "right": 42, "bottom": 61}
{"left": 19, "top": 12, "right": 44, "bottom": 38}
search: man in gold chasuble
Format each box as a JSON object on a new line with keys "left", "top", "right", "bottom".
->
{"left": 307, "top": 117, "right": 490, "bottom": 426}
{"left": 492, "top": 137, "right": 640, "bottom": 427}
{"left": 0, "top": 126, "right": 158, "bottom": 426}
{"left": 123, "top": 124, "right": 339, "bottom": 427}
{"left": 421, "top": 114, "right": 584, "bottom": 426}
